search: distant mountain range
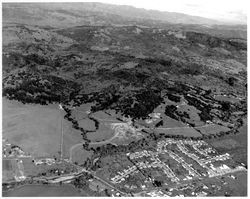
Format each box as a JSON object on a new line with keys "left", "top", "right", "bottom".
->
{"left": 3, "top": 2, "right": 244, "bottom": 28}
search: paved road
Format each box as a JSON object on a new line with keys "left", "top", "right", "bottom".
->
{"left": 148, "top": 124, "right": 215, "bottom": 130}
{"left": 91, "top": 174, "right": 128, "bottom": 196}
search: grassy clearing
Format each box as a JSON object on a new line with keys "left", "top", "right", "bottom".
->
{"left": 208, "top": 119, "right": 247, "bottom": 164}
{"left": 161, "top": 116, "right": 187, "bottom": 128}
{"left": 210, "top": 139, "right": 240, "bottom": 149}
{"left": 2, "top": 159, "right": 15, "bottom": 182}
{"left": 210, "top": 171, "right": 247, "bottom": 196}
{"left": 155, "top": 127, "right": 202, "bottom": 137}
{"left": 176, "top": 104, "right": 204, "bottom": 126}
{"left": 78, "top": 118, "right": 96, "bottom": 131}
{"left": 86, "top": 122, "right": 114, "bottom": 142}
{"left": 3, "top": 98, "right": 83, "bottom": 158}
{"left": 196, "top": 124, "right": 230, "bottom": 135}
{"left": 91, "top": 110, "right": 120, "bottom": 121}
{"left": 71, "top": 103, "right": 94, "bottom": 120}
{"left": 71, "top": 146, "right": 93, "bottom": 165}
{"left": 214, "top": 95, "right": 240, "bottom": 103}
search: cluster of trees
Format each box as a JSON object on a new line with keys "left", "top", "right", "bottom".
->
{"left": 227, "top": 77, "right": 237, "bottom": 86}
{"left": 24, "top": 54, "right": 48, "bottom": 65}
{"left": 82, "top": 87, "right": 163, "bottom": 120}
{"left": 62, "top": 105, "right": 91, "bottom": 148}
{"left": 155, "top": 120, "right": 163, "bottom": 127}
{"left": 199, "top": 106, "right": 213, "bottom": 122}
{"left": 3, "top": 72, "right": 75, "bottom": 105}
{"left": 164, "top": 105, "right": 178, "bottom": 120}
{"left": 114, "top": 89, "right": 163, "bottom": 120}
{"left": 219, "top": 101, "right": 232, "bottom": 121}
{"left": 166, "top": 93, "right": 181, "bottom": 102}
{"left": 72, "top": 172, "right": 93, "bottom": 189}
{"left": 184, "top": 94, "right": 214, "bottom": 122}
{"left": 201, "top": 129, "right": 239, "bottom": 140}
{"left": 184, "top": 94, "right": 208, "bottom": 111}
{"left": 3, "top": 86, "right": 61, "bottom": 105}
{"left": 90, "top": 92, "right": 120, "bottom": 113}
{"left": 167, "top": 84, "right": 189, "bottom": 94}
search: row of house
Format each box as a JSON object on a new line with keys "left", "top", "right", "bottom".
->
{"left": 110, "top": 165, "right": 138, "bottom": 184}
{"left": 34, "top": 158, "right": 55, "bottom": 165}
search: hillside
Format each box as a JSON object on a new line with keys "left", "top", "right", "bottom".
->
{"left": 2, "top": 2, "right": 234, "bottom": 27}
{"left": 2, "top": 2, "right": 248, "bottom": 197}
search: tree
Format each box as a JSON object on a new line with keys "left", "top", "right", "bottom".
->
{"left": 227, "top": 77, "right": 237, "bottom": 86}
{"left": 221, "top": 101, "right": 231, "bottom": 111}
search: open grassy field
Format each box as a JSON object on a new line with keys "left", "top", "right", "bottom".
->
{"left": 78, "top": 118, "right": 96, "bottom": 131}
{"left": 176, "top": 104, "right": 204, "bottom": 126}
{"left": 154, "top": 126, "right": 202, "bottom": 137}
{"left": 208, "top": 171, "right": 247, "bottom": 196}
{"left": 161, "top": 116, "right": 187, "bottom": 128}
{"left": 207, "top": 118, "right": 247, "bottom": 165}
{"left": 2, "top": 98, "right": 83, "bottom": 158}
{"left": 71, "top": 103, "right": 94, "bottom": 120}
{"left": 196, "top": 124, "right": 230, "bottom": 135}
{"left": 86, "top": 122, "right": 115, "bottom": 142}
{"left": 91, "top": 110, "right": 121, "bottom": 121}
{"left": 70, "top": 146, "right": 93, "bottom": 165}
{"left": 2, "top": 159, "right": 16, "bottom": 182}
{"left": 214, "top": 95, "right": 240, "bottom": 103}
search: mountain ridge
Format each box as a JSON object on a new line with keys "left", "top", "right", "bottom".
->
{"left": 3, "top": 2, "right": 245, "bottom": 28}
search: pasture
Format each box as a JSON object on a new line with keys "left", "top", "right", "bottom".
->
{"left": 2, "top": 98, "right": 83, "bottom": 158}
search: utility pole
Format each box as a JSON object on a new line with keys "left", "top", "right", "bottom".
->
{"left": 60, "top": 116, "right": 64, "bottom": 162}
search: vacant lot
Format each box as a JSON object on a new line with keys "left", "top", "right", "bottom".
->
{"left": 2, "top": 98, "right": 83, "bottom": 158}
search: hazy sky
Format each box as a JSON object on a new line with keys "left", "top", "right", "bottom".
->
{"left": 81, "top": 0, "right": 247, "bottom": 23}
{"left": 3, "top": 0, "right": 247, "bottom": 23}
